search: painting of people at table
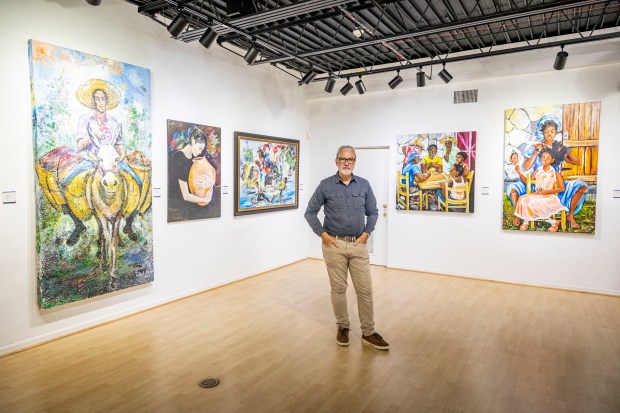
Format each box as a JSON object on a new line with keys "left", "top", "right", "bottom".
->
{"left": 167, "top": 120, "right": 221, "bottom": 222}
{"left": 397, "top": 131, "right": 476, "bottom": 213}
{"left": 503, "top": 102, "right": 600, "bottom": 233}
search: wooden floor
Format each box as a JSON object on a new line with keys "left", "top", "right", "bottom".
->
{"left": 1, "top": 259, "right": 619, "bottom": 413}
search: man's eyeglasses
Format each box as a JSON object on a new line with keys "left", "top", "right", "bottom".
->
{"left": 338, "top": 157, "right": 356, "bottom": 164}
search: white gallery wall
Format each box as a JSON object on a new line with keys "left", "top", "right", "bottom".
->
{"left": 0, "top": 0, "right": 618, "bottom": 356}
{"left": 0, "top": 0, "right": 310, "bottom": 355}
{"left": 307, "top": 63, "right": 620, "bottom": 294}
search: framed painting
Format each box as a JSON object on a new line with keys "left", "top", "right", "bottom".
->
{"left": 167, "top": 120, "right": 221, "bottom": 222}
{"left": 234, "top": 132, "right": 299, "bottom": 216}
{"left": 396, "top": 131, "right": 476, "bottom": 213}
{"left": 29, "top": 40, "right": 153, "bottom": 308}
{"left": 503, "top": 102, "right": 600, "bottom": 233}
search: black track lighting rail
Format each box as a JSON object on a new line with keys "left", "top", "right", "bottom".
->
{"left": 154, "top": 0, "right": 332, "bottom": 73}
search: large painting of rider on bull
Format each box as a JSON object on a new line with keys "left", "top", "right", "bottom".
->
{"left": 29, "top": 40, "right": 153, "bottom": 308}
{"left": 503, "top": 101, "right": 600, "bottom": 233}
{"left": 234, "top": 132, "right": 299, "bottom": 216}
{"left": 167, "top": 120, "right": 221, "bottom": 222}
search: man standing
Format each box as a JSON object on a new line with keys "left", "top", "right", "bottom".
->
{"left": 304, "top": 145, "right": 389, "bottom": 350}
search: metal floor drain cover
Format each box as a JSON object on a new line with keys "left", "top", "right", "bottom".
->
{"left": 199, "top": 378, "right": 220, "bottom": 388}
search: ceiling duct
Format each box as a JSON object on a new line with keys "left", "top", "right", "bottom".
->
{"left": 225, "top": 0, "right": 255, "bottom": 18}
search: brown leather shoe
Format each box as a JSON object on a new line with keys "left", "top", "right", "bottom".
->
{"left": 336, "top": 327, "right": 350, "bottom": 346}
{"left": 362, "top": 332, "right": 389, "bottom": 350}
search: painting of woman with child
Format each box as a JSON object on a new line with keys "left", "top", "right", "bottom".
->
{"left": 396, "top": 131, "right": 476, "bottom": 213}
{"left": 503, "top": 102, "right": 600, "bottom": 233}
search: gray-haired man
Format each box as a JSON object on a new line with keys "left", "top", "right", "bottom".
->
{"left": 304, "top": 145, "right": 389, "bottom": 350}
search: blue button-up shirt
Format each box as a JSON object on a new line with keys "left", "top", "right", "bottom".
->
{"left": 305, "top": 173, "right": 378, "bottom": 237}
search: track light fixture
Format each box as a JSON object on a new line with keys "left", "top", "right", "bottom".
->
{"left": 199, "top": 26, "right": 218, "bottom": 49}
{"left": 416, "top": 67, "right": 426, "bottom": 87}
{"left": 167, "top": 13, "right": 188, "bottom": 38}
{"left": 324, "top": 76, "right": 336, "bottom": 93}
{"left": 300, "top": 69, "right": 317, "bottom": 85}
{"left": 438, "top": 64, "right": 453, "bottom": 84}
{"left": 388, "top": 70, "right": 403, "bottom": 89}
{"left": 355, "top": 76, "right": 366, "bottom": 94}
{"left": 340, "top": 78, "right": 353, "bottom": 96}
{"left": 554, "top": 45, "right": 568, "bottom": 70}
{"left": 85, "top": 0, "right": 102, "bottom": 5}
{"left": 244, "top": 43, "right": 260, "bottom": 65}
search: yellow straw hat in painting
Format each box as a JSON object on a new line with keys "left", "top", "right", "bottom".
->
{"left": 76, "top": 79, "right": 121, "bottom": 110}
{"left": 439, "top": 135, "right": 457, "bottom": 144}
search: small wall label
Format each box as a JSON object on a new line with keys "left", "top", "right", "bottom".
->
{"left": 2, "top": 191, "right": 16, "bottom": 204}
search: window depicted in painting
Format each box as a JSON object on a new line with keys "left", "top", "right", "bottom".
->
{"left": 29, "top": 40, "right": 153, "bottom": 308}
{"left": 167, "top": 120, "right": 221, "bottom": 222}
{"left": 234, "top": 132, "right": 299, "bottom": 216}
{"left": 396, "top": 131, "right": 476, "bottom": 213}
{"left": 503, "top": 102, "right": 600, "bottom": 233}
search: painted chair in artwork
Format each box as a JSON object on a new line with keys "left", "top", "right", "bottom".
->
{"left": 438, "top": 171, "right": 474, "bottom": 213}
{"left": 397, "top": 172, "right": 422, "bottom": 210}
{"left": 525, "top": 173, "right": 566, "bottom": 231}
{"left": 397, "top": 172, "right": 410, "bottom": 210}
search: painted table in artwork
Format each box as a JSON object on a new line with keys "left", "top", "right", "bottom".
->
{"left": 418, "top": 172, "right": 450, "bottom": 209}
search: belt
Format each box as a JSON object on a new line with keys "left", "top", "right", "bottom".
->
{"left": 327, "top": 233, "right": 358, "bottom": 242}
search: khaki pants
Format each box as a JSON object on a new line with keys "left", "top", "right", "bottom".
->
{"left": 322, "top": 238, "right": 375, "bottom": 336}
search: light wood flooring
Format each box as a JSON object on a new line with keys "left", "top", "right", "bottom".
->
{"left": 1, "top": 259, "right": 619, "bottom": 413}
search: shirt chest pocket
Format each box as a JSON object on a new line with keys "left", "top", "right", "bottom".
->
{"left": 326, "top": 192, "right": 345, "bottom": 209}
{"left": 352, "top": 192, "right": 366, "bottom": 209}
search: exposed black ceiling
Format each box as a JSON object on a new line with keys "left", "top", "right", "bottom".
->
{"left": 125, "top": 0, "right": 620, "bottom": 83}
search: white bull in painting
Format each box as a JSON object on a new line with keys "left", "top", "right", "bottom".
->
{"left": 36, "top": 144, "right": 151, "bottom": 289}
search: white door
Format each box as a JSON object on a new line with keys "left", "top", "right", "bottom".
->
{"left": 354, "top": 147, "right": 389, "bottom": 266}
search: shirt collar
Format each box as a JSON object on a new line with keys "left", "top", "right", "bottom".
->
{"left": 334, "top": 172, "right": 356, "bottom": 184}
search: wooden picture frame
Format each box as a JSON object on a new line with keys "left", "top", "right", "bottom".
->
{"left": 234, "top": 131, "right": 299, "bottom": 216}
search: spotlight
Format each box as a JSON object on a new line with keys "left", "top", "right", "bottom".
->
{"left": 167, "top": 13, "right": 188, "bottom": 38}
{"left": 554, "top": 45, "right": 568, "bottom": 70}
{"left": 340, "top": 78, "right": 353, "bottom": 96}
{"left": 388, "top": 70, "right": 403, "bottom": 89}
{"left": 300, "top": 70, "right": 317, "bottom": 85}
{"left": 416, "top": 68, "right": 426, "bottom": 87}
{"left": 244, "top": 44, "right": 259, "bottom": 64}
{"left": 199, "top": 27, "right": 218, "bottom": 49}
{"left": 324, "top": 77, "right": 336, "bottom": 93}
{"left": 355, "top": 76, "right": 366, "bottom": 94}
{"left": 85, "top": 0, "right": 102, "bottom": 5}
{"left": 438, "top": 64, "right": 453, "bottom": 84}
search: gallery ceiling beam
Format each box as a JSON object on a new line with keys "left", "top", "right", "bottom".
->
{"left": 125, "top": 0, "right": 620, "bottom": 83}
{"left": 254, "top": 0, "right": 612, "bottom": 65}
{"left": 310, "top": 31, "right": 620, "bottom": 81}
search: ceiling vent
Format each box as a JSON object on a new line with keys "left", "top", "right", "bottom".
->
{"left": 453, "top": 89, "right": 478, "bottom": 104}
